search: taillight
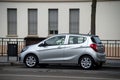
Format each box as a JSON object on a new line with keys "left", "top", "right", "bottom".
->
{"left": 103, "top": 46, "right": 105, "bottom": 52}
{"left": 90, "top": 44, "right": 98, "bottom": 52}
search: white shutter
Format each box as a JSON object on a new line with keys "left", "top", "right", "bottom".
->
{"left": 8, "top": 9, "right": 17, "bottom": 35}
{"left": 49, "top": 9, "right": 58, "bottom": 34}
{"left": 69, "top": 9, "right": 79, "bottom": 34}
{"left": 28, "top": 9, "right": 37, "bottom": 35}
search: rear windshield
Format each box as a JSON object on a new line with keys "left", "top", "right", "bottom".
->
{"left": 91, "top": 36, "right": 102, "bottom": 44}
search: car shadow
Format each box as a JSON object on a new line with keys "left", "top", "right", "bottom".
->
{"left": 20, "top": 64, "right": 120, "bottom": 71}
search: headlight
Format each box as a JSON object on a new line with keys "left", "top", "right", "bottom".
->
{"left": 21, "top": 46, "right": 29, "bottom": 53}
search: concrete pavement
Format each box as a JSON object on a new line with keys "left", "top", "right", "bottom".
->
{"left": 0, "top": 56, "right": 120, "bottom": 69}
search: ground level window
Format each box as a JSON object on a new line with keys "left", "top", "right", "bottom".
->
{"left": 49, "top": 30, "right": 58, "bottom": 34}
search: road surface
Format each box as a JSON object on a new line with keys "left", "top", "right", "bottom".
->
{"left": 0, "top": 65, "right": 120, "bottom": 80}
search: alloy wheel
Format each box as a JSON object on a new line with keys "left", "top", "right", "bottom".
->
{"left": 80, "top": 56, "right": 93, "bottom": 69}
{"left": 25, "top": 55, "right": 38, "bottom": 68}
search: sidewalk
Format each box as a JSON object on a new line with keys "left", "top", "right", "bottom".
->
{"left": 0, "top": 56, "right": 21, "bottom": 66}
{"left": 0, "top": 56, "right": 120, "bottom": 68}
{"left": 104, "top": 59, "right": 120, "bottom": 68}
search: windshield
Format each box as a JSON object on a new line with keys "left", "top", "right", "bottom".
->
{"left": 91, "top": 36, "right": 102, "bottom": 44}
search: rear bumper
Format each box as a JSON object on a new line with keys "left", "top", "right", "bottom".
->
{"left": 94, "top": 53, "right": 106, "bottom": 64}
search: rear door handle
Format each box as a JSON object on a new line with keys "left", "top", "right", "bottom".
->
{"left": 57, "top": 46, "right": 66, "bottom": 49}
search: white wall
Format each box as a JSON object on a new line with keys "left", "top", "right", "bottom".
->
{"left": 0, "top": 2, "right": 91, "bottom": 38}
{"left": 96, "top": 1, "right": 120, "bottom": 40}
{"left": 0, "top": 1, "right": 120, "bottom": 40}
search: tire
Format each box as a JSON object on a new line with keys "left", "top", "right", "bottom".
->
{"left": 24, "top": 54, "right": 38, "bottom": 68}
{"left": 79, "top": 55, "right": 94, "bottom": 70}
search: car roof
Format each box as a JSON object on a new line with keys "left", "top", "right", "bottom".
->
{"left": 56, "top": 33, "right": 98, "bottom": 37}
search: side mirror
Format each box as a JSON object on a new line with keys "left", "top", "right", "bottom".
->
{"left": 39, "top": 42, "right": 47, "bottom": 47}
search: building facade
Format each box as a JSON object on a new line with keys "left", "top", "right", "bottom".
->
{"left": 0, "top": 0, "right": 120, "bottom": 40}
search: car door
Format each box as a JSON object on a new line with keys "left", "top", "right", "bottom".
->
{"left": 63, "top": 35, "right": 87, "bottom": 64}
{"left": 38, "top": 35, "right": 66, "bottom": 63}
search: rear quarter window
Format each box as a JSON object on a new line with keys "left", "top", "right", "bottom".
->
{"left": 91, "top": 36, "right": 102, "bottom": 44}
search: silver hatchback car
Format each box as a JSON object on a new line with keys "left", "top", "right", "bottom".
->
{"left": 19, "top": 34, "right": 106, "bottom": 69}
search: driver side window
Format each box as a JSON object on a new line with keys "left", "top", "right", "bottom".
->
{"left": 45, "top": 36, "right": 65, "bottom": 46}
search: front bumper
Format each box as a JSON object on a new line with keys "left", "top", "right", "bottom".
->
{"left": 18, "top": 53, "right": 24, "bottom": 63}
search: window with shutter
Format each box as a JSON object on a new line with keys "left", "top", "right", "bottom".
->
{"left": 7, "top": 9, "right": 17, "bottom": 36}
{"left": 48, "top": 9, "right": 58, "bottom": 35}
{"left": 28, "top": 9, "right": 37, "bottom": 35}
{"left": 69, "top": 9, "right": 79, "bottom": 34}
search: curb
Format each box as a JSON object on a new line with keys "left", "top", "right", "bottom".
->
{"left": 103, "top": 64, "right": 120, "bottom": 69}
{"left": 0, "top": 62, "right": 23, "bottom": 66}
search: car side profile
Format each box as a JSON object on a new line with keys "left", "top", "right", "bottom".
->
{"left": 19, "top": 34, "right": 106, "bottom": 69}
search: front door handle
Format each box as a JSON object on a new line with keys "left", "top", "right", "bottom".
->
{"left": 57, "top": 46, "right": 63, "bottom": 49}
{"left": 57, "top": 46, "right": 66, "bottom": 49}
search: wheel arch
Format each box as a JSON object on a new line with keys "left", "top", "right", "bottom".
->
{"left": 78, "top": 54, "right": 95, "bottom": 64}
{"left": 23, "top": 53, "right": 39, "bottom": 63}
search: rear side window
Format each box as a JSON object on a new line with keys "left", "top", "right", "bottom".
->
{"left": 68, "top": 36, "right": 86, "bottom": 44}
{"left": 91, "top": 36, "right": 102, "bottom": 44}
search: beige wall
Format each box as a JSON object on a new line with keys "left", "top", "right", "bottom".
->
{"left": 96, "top": 1, "right": 120, "bottom": 40}
{"left": 0, "top": 2, "right": 91, "bottom": 38}
{"left": 0, "top": 1, "right": 120, "bottom": 40}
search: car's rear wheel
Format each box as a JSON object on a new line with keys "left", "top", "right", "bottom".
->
{"left": 80, "top": 55, "right": 94, "bottom": 70}
{"left": 24, "top": 54, "right": 38, "bottom": 68}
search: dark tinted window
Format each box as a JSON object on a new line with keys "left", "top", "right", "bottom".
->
{"left": 91, "top": 36, "right": 102, "bottom": 44}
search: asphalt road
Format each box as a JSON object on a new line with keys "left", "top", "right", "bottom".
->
{"left": 0, "top": 65, "right": 120, "bottom": 80}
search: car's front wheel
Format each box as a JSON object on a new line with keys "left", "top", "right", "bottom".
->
{"left": 79, "top": 55, "right": 94, "bottom": 70}
{"left": 24, "top": 54, "right": 38, "bottom": 68}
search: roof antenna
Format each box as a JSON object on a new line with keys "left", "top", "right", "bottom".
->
{"left": 88, "top": 29, "right": 91, "bottom": 35}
